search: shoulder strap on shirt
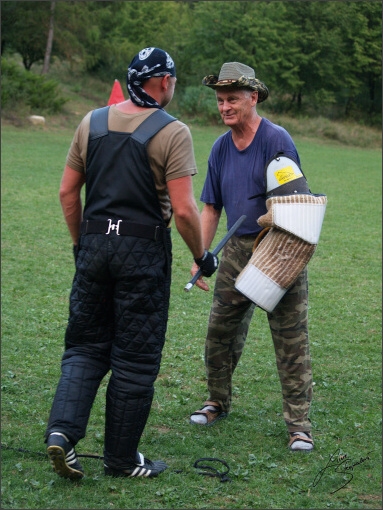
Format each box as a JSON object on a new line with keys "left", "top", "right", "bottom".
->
{"left": 131, "top": 109, "right": 177, "bottom": 145}
{"left": 89, "top": 106, "right": 110, "bottom": 140}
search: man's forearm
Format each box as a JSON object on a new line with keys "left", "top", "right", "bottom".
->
{"left": 59, "top": 165, "right": 85, "bottom": 245}
{"left": 200, "top": 204, "right": 221, "bottom": 249}
{"left": 174, "top": 211, "right": 205, "bottom": 260}
{"left": 62, "top": 200, "right": 82, "bottom": 245}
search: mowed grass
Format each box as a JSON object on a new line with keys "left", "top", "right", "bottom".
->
{"left": 1, "top": 122, "right": 381, "bottom": 509}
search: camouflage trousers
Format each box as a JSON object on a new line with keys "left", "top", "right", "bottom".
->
{"left": 204, "top": 234, "right": 312, "bottom": 432}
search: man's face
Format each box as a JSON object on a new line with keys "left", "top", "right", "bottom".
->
{"left": 216, "top": 88, "right": 258, "bottom": 127}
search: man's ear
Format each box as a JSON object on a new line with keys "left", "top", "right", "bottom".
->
{"left": 161, "top": 74, "right": 171, "bottom": 90}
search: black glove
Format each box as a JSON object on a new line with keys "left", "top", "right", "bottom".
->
{"left": 73, "top": 244, "right": 79, "bottom": 263}
{"left": 194, "top": 250, "right": 219, "bottom": 277}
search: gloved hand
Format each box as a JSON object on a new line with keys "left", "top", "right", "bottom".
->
{"left": 194, "top": 250, "right": 219, "bottom": 277}
{"left": 73, "top": 244, "right": 79, "bottom": 263}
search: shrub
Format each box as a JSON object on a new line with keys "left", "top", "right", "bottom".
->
{"left": 179, "top": 86, "right": 221, "bottom": 124}
{"left": 1, "top": 57, "right": 68, "bottom": 114}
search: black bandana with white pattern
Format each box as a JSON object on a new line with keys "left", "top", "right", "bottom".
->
{"left": 127, "top": 47, "right": 176, "bottom": 109}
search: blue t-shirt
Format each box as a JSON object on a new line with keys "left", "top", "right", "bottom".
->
{"left": 200, "top": 118, "right": 301, "bottom": 236}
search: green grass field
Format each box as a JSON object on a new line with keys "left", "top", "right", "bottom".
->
{"left": 1, "top": 121, "right": 381, "bottom": 509}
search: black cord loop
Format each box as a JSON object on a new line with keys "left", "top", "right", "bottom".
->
{"left": 193, "top": 457, "right": 231, "bottom": 483}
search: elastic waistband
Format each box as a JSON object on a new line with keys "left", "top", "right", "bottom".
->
{"left": 81, "top": 220, "right": 165, "bottom": 241}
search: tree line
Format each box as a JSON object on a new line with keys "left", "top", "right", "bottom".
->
{"left": 1, "top": 1, "right": 381, "bottom": 125}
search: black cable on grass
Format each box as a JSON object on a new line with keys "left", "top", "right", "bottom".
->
{"left": 2, "top": 444, "right": 232, "bottom": 480}
{"left": 193, "top": 457, "right": 231, "bottom": 483}
{"left": 1, "top": 444, "right": 103, "bottom": 460}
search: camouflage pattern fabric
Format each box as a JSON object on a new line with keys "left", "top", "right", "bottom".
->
{"left": 204, "top": 234, "right": 312, "bottom": 432}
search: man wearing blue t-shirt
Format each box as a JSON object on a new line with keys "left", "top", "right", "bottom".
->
{"left": 189, "top": 62, "right": 314, "bottom": 452}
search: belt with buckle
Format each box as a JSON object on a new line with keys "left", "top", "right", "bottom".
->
{"left": 81, "top": 219, "right": 163, "bottom": 241}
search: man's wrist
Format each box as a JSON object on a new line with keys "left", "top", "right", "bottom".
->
{"left": 194, "top": 249, "right": 208, "bottom": 265}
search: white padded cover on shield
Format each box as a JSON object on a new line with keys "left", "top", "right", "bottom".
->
{"left": 272, "top": 201, "right": 327, "bottom": 244}
{"left": 235, "top": 264, "right": 286, "bottom": 313}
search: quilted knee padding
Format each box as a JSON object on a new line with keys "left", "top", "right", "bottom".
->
{"left": 45, "top": 353, "right": 109, "bottom": 444}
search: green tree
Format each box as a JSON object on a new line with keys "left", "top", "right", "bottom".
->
{"left": 79, "top": 1, "right": 130, "bottom": 76}
{"left": 98, "top": 1, "right": 182, "bottom": 79}
{"left": 1, "top": 1, "right": 50, "bottom": 70}
{"left": 280, "top": 2, "right": 347, "bottom": 111}
{"left": 276, "top": 1, "right": 381, "bottom": 120}
{"left": 42, "top": 1, "right": 56, "bottom": 75}
{"left": 176, "top": 1, "right": 306, "bottom": 116}
{"left": 336, "top": 2, "right": 382, "bottom": 118}
{"left": 1, "top": 0, "right": 380, "bottom": 124}
{"left": 49, "top": 1, "right": 90, "bottom": 67}
{"left": 1, "top": 0, "right": 89, "bottom": 70}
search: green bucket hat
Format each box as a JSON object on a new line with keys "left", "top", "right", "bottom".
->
{"left": 202, "top": 62, "right": 269, "bottom": 103}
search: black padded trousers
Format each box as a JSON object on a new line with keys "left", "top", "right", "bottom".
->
{"left": 45, "top": 231, "right": 172, "bottom": 469}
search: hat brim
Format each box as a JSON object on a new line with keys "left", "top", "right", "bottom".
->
{"left": 202, "top": 75, "right": 269, "bottom": 103}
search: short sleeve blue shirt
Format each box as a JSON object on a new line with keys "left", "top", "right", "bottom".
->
{"left": 200, "top": 118, "right": 301, "bottom": 236}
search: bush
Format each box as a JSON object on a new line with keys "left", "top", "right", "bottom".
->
{"left": 179, "top": 86, "right": 221, "bottom": 124}
{"left": 1, "top": 57, "right": 68, "bottom": 114}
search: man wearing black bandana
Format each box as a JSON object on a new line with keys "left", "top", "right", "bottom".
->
{"left": 44, "top": 47, "right": 218, "bottom": 480}
{"left": 127, "top": 47, "right": 177, "bottom": 108}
